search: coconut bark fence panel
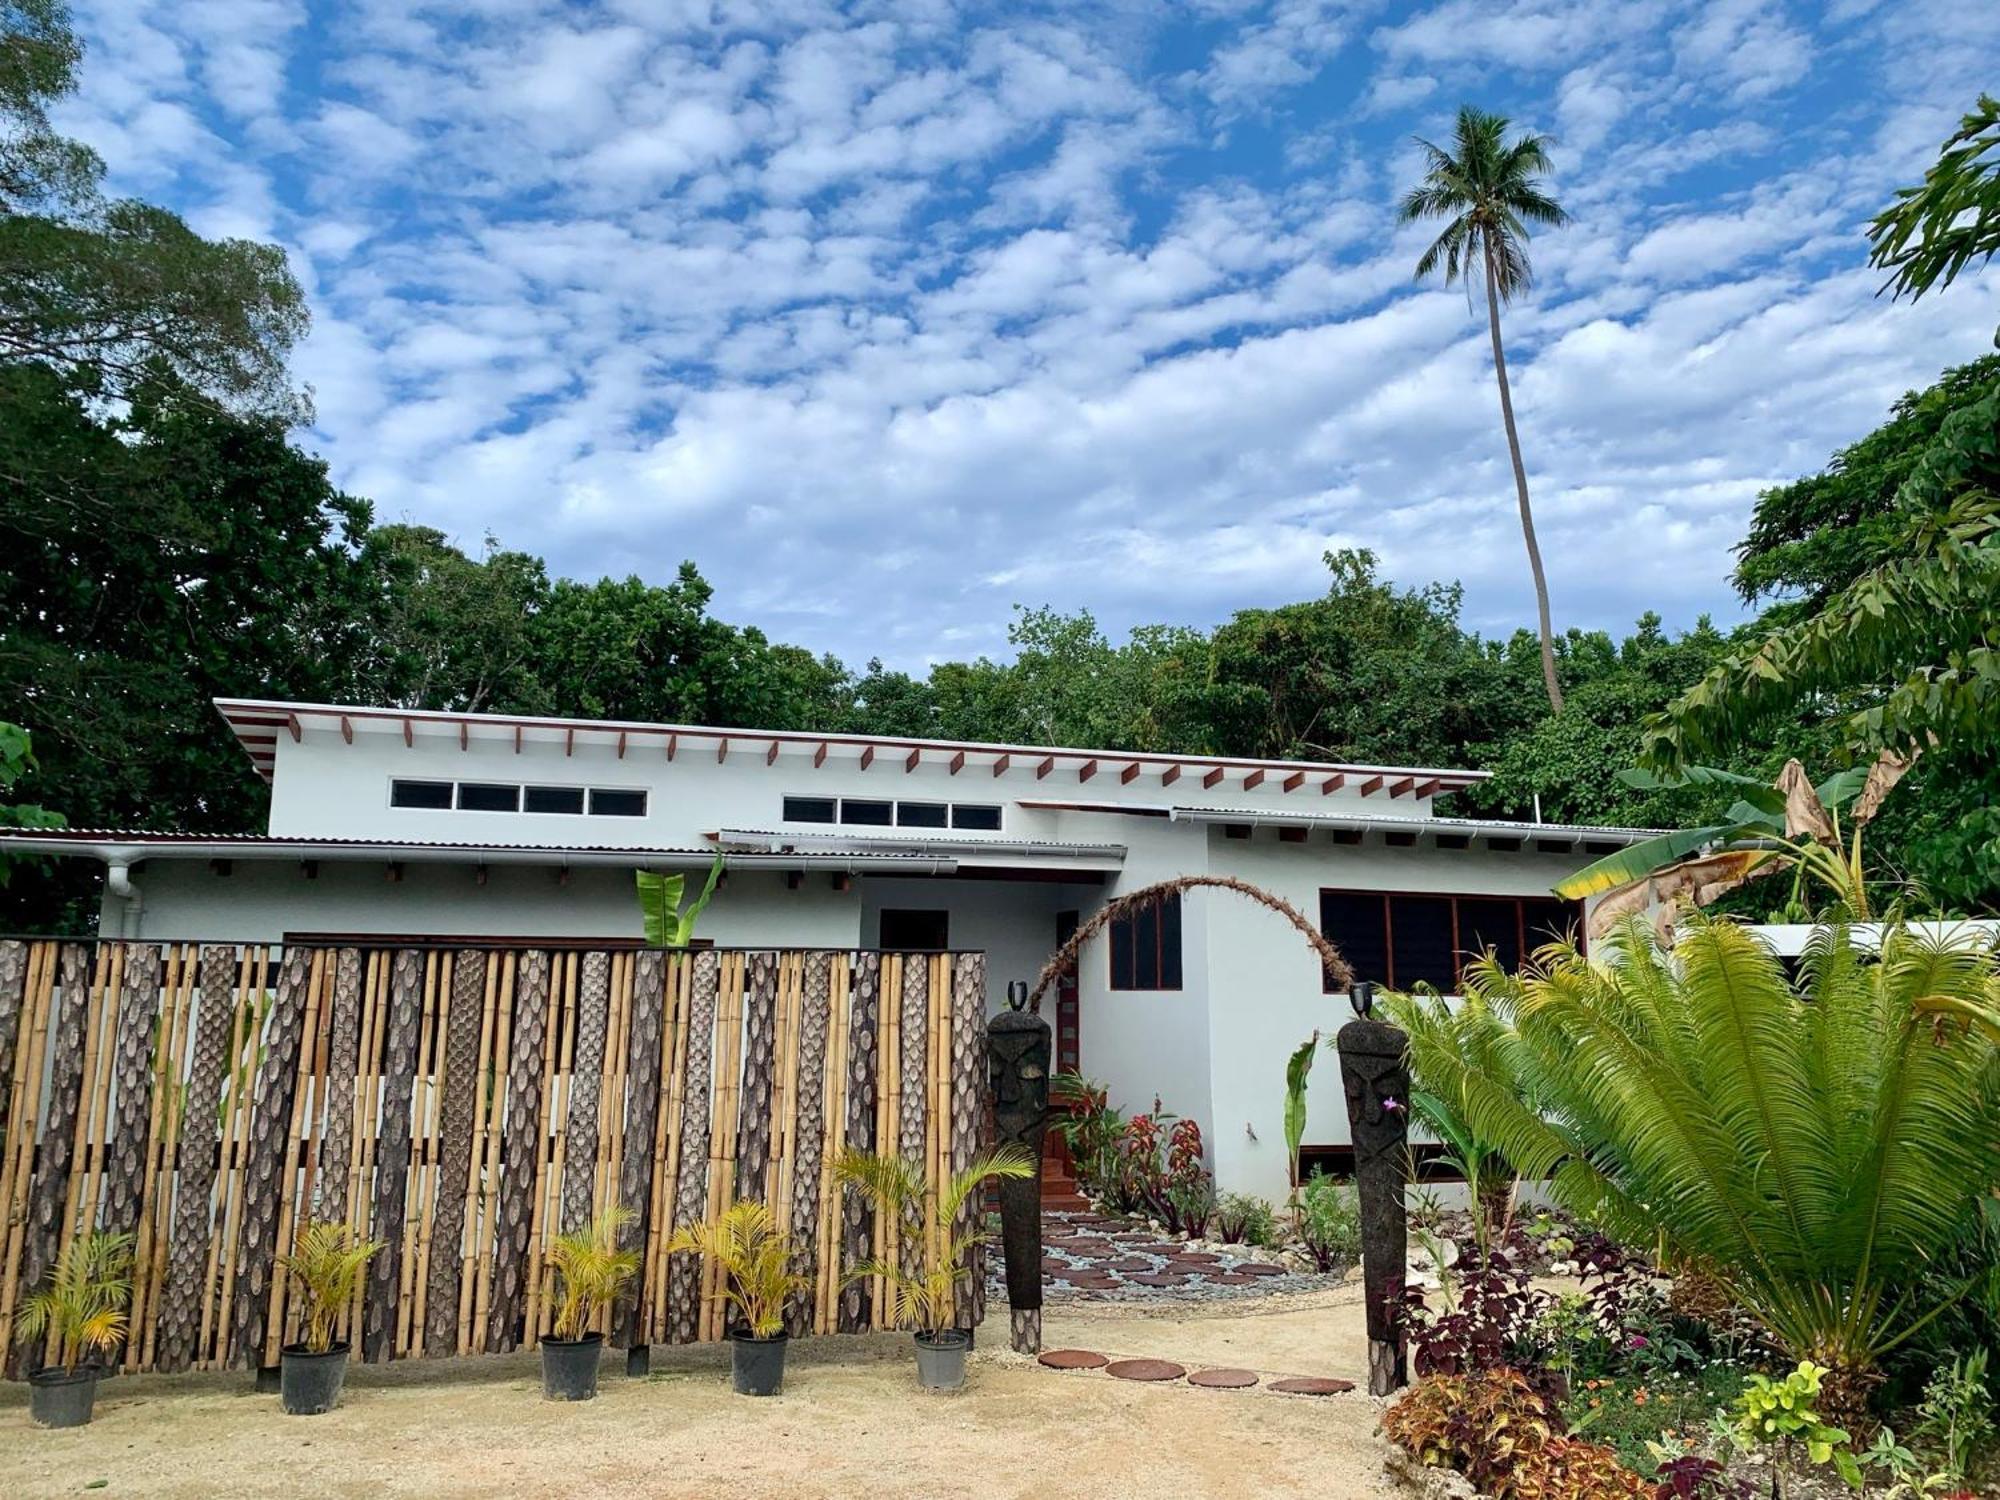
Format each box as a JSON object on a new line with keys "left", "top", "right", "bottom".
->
{"left": 0, "top": 938, "right": 986, "bottom": 1375}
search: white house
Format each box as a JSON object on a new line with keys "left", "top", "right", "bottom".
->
{"left": 1, "top": 697, "right": 1653, "bottom": 1200}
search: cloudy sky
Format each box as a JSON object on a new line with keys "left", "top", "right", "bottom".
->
{"left": 64, "top": 0, "right": 1999, "bottom": 668}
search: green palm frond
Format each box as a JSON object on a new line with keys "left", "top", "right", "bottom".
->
{"left": 664, "top": 1199, "right": 807, "bottom": 1338}
{"left": 1398, "top": 105, "right": 1570, "bottom": 306}
{"left": 15, "top": 1229, "right": 135, "bottom": 1374}
{"left": 834, "top": 1144, "right": 1032, "bottom": 1336}
{"left": 546, "top": 1205, "right": 640, "bottom": 1342}
{"left": 1389, "top": 914, "right": 2000, "bottom": 1377}
{"left": 279, "top": 1220, "right": 384, "bottom": 1354}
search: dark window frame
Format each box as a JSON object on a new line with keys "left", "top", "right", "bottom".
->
{"left": 1318, "top": 887, "right": 1584, "bottom": 993}
{"left": 1108, "top": 891, "right": 1183, "bottom": 992}
{"left": 456, "top": 781, "right": 522, "bottom": 813}
{"left": 587, "top": 787, "right": 648, "bottom": 818}
{"left": 950, "top": 803, "right": 1002, "bottom": 831}
{"left": 895, "top": 800, "right": 950, "bottom": 828}
{"left": 523, "top": 785, "right": 587, "bottom": 815}
{"left": 783, "top": 795, "right": 838, "bottom": 824}
{"left": 839, "top": 797, "right": 896, "bottom": 826}
{"left": 389, "top": 779, "right": 454, "bottom": 810}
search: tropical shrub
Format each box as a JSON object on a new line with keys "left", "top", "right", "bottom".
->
{"left": 836, "top": 1145, "right": 1032, "bottom": 1336}
{"left": 1051, "top": 1073, "right": 1126, "bottom": 1206}
{"left": 1389, "top": 915, "right": 2000, "bottom": 1418}
{"left": 1386, "top": 1364, "right": 1651, "bottom": 1498}
{"left": 1297, "top": 1169, "right": 1360, "bottom": 1271}
{"left": 664, "top": 1200, "right": 807, "bottom": 1339}
{"left": 1908, "top": 1348, "right": 1993, "bottom": 1492}
{"left": 278, "top": 1221, "right": 382, "bottom": 1354}
{"left": 1215, "top": 1192, "right": 1276, "bottom": 1246}
{"left": 1723, "top": 1361, "right": 1861, "bottom": 1488}
{"left": 14, "top": 1231, "right": 133, "bottom": 1374}
{"left": 546, "top": 1206, "right": 641, "bottom": 1342}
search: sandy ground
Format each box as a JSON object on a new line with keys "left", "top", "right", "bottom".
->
{"left": 0, "top": 1289, "right": 1397, "bottom": 1500}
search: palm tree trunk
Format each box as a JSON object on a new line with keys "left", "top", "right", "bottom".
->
{"left": 1483, "top": 241, "right": 1564, "bottom": 714}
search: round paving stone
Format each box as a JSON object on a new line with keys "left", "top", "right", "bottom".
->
{"left": 1174, "top": 1252, "right": 1221, "bottom": 1264}
{"left": 1127, "top": 1272, "right": 1196, "bottom": 1287}
{"left": 1105, "top": 1258, "right": 1155, "bottom": 1273}
{"left": 1208, "top": 1272, "right": 1259, "bottom": 1285}
{"left": 1039, "top": 1349, "right": 1109, "bottom": 1370}
{"left": 1233, "top": 1262, "right": 1286, "bottom": 1276}
{"left": 1106, "top": 1358, "right": 1186, "bottom": 1382}
{"left": 1187, "top": 1368, "right": 1259, "bottom": 1390}
{"left": 1269, "top": 1377, "right": 1356, "bottom": 1396}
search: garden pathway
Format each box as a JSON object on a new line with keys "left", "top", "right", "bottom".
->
{"left": 984, "top": 1210, "right": 1348, "bottom": 1304}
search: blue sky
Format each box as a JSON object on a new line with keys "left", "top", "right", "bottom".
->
{"left": 64, "top": 0, "right": 1999, "bottom": 669}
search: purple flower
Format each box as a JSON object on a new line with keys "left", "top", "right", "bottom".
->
{"left": 1627, "top": 1334, "right": 1649, "bottom": 1350}
{"left": 1382, "top": 1096, "right": 1403, "bottom": 1113}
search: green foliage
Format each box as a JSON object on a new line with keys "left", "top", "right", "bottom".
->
{"left": 1297, "top": 1168, "right": 1359, "bottom": 1271}
{"left": 1215, "top": 1191, "right": 1276, "bottom": 1247}
{"left": 545, "top": 1206, "right": 640, "bottom": 1343}
{"left": 278, "top": 1220, "right": 382, "bottom": 1355}
{"left": 0, "top": 720, "right": 60, "bottom": 889}
{"left": 1910, "top": 1348, "right": 1993, "bottom": 1488}
{"left": 835, "top": 1144, "right": 1032, "bottom": 1337}
{"left": 1282, "top": 1033, "right": 1316, "bottom": 1198}
{"left": 0, "top": 3, "right": 306, "bottom": 413}
{"left": 1387, "top": 1365, "right": 1652, "bottom": 1499}
{"left": 664, "top": 1199, "right": 807, "bottom": 1340}
{"left": 1725, "top": 1361, "right": 1860, "bottom": 1486}
{"left": 14, "top": 1229, "right": 133, "bottom": 1374}
{"left": 1399, "top": 106, "right": 1570, "bottom": 307}
{"left": 1050, "top": 1073, "right": 1125, "bottom": 1205}
{"left": 636, "top": 854, "right": 724, "bottom": 948}
{"left": 1391, "top": 915, "right": 2000, "bottom": 1383}
{"left": 1867, "top": 94, "right": 2000, "bottom": 306}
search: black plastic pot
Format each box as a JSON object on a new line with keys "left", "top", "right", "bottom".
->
{"left": 731, "top": 1333, "right": 788, "bottom": 1396}
{"left": 540, "top": 1333, "right": 603, "bottom": 1401}
{"left": 913, "top": 1329, "right": 969, "bottom": 1391}
{"left": 28, "top": 1367, "right": 98, "bottom": 1428}
{"left": 280, "top": 1342, "right": 350, "bottom": 1416}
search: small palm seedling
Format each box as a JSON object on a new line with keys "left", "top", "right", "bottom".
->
{"left": 541, "top": 1205, "right": 640, "bottom": 1401}
{"left": 16, "top": 1230, "right": 133, "bottom": 1428}
{"left": 666, "top": 1200, "right": 809, "bottom": 1395}
{"left": 275, "top": 1220, "right": 383, "bottom": 1415}
{"left": 835, "top": 1145, "right": 1033, "bottom": 1390}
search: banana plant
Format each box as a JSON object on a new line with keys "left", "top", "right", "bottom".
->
{"left": 1282, "top": 1033, "right": 1317, "bottom": 1217}
{"left": 635, "top": 853, "right": 725, "bottom": 947}
{"left": 1554, "top": 753, "right": 1916, "bottom": 940}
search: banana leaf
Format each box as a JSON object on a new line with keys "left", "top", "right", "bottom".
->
{"left": 636, "top": 853, "right": 726, "bottom": 947}
{"left": 1553, "top": 824, "right": 1740, "bottom": 900}
{"left": 1283, "top": 1034, "right": 1317, "bottom": 1190}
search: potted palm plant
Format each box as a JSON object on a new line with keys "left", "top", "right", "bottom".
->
{"left": 15, "top": 1230, "right": 134, "bottom": 1428}
{"left": 665, "top": 1199, "right": 808, "bottom": 1396}
{"left": 834, "top": 1145, "right": 1032, "bottom": 1391}
{"left": 276, "top": 1220, "right": 383, "bottom": 1415}
{"left": 541, "top": 1205, "right": 639, "bottom": 1401}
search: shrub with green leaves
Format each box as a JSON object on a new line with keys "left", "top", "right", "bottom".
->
{"left": 1297, "top": 1169, "right": 1359, "bottom": 1270}
{"left": 1215, "top": 1192, "right": 1275, "bottom": 1247}
{"left": 1725, "top": 1360, "right": 1861, "bottom": 1489}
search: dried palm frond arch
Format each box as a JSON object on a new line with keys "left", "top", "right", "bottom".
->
{"left": 1027, "top": 875, "right": 1353, "bottom": 1008}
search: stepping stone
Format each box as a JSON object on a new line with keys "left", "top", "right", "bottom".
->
{"left": 1062, "top": 1273, "right": 1121, "bottom": 1290}
{"left": 1105, "top": 1258, "right": 1155, "bottom": 1273}
{"left": 1174, "top": 1252, "right": 1221, "bottom": 1264}
{"left": 1233, "top": 1263, "right": 1286, "bottom": 1276}
{"left": 1270, "top": 1377, "right": 1356, "bottom": 1396}
{"left": 1127, "top": 1272, "right": 1196, "bottom": 1288}
{"left": 1106, "top": 1358, "right": 1186, "bottom": 1382}
{"left": 1039, "top": 1349, "right": 1109, "bottom": 1370}
{"left": 1208, "top": 1272, "right": 1259, "bottom": 1285}
{"left": 1187, "top": 1368, "right": 1259, "bottom": 1390}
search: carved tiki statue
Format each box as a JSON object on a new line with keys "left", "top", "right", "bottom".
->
{"left": 987, "top": 1000, "right": 1052, "bottom": 1354}
{"left": 1337, "top": 1009, "right": 1411, "bottom": 1395}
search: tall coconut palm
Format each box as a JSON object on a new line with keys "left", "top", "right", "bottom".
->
{"left": 1400, "top": 106, "right": 1572, "bottom": 713}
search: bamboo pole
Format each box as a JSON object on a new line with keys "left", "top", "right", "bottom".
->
{"left": 400, "top": 951, "right": 445, "bottom": 1355}
{"left": 468, "top": 951, "right": 515, "bottom": 1354}
{"left": 59, "top": 944, "right": 123, "bottom": 1269}
{"left": 873, "top": 955, "right": 900, "bottom": 1329}
{"left": 702, "top": 953, "right": 747, "bottom": 1341}
{"left": 813, "top": 955, "right": 850, "bottom": 1333}
{"left": 650, "top": 953, "right": 693, "bottom": 1341}
{"left": 130, "top": 945, "right": 192, "bottom": 1371}
{"left": 0, "top": 942, "right": 56, "bottom": 1356}
{"left": 206, "top": 947, "right": 265, "bottom": 1366}
{"left": 262, "top": 948, "right": 329, "bottom": 1366}
{"left": 342, "top": 950, "right": 387, "bottom": 1345}
{"left": 523, "top": 951, "right": 572, "bottom": 1344}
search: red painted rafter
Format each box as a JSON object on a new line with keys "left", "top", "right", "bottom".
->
{"left": 1281, "top": 771, "right": 1305, "bottom": 792}
{"left": 1322, "top": 774, "right": 1345, "bottom": 795}
{"left": 813, "top": 741, "right": 828, "bottom": 768}
{"left": 992, "top": 753, "right": 1010, "bottom": 777}
{"left": 1388, "top": 777, "right": 1416, "bottom": 797}
{"left": 1036, "top": 756, "right": 1055, "bottom": 779}
{"left": 1078, "top": 759, "right": 1098, "bottom": 783}
{"left": 1161, "top": 765, "right": 1181, "bottom": 787}
{"left": 948, "top": 751, "right": 965, "bottom": 775}
{"left": 1120, "top": 762, "right": 1141, "bottom": 784}
{"left": 514, "top": 724, "right": 523, "bottom": 754}
{"left": 905, "top": 747, "right": 921, "bottom": 772}
{"left": 565, "top": 727, "right": 574, "bottom": 757}
{"left": 1202, "top": 767, "right": 1224, "bottom": 789}
{"left": 766, "top": 740, "right": 780, "bottom": 766}
{"left": 458, "top": 721, "right": 468, "bottom": 751}
{"left": 1243, "top": 769, "right": 1265, "bottom": 790}
{"left": 339, "top": 715, "right": 353, "bottom": 744}
{"left": 859, "top": 745, "right": 875, "bottom": 770}
{"left": 716, "top": 738, "right": 729, "bottom": 764}
{"left": 1358, "top": 775, "right": 1384, "bottom": 796}
{"left": 1413, "top": 778, "right": 1441, "bottom": 798}
{"left": 402, "top": 718, "right": 413, "bottom": 748}
{"left": 618, "top": 731, "right": 628, "bottom": 759}
{"left": 666, "top": 733, "right": 678, "bottom": 761}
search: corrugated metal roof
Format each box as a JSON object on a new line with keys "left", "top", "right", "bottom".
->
{"left": 1015, "top": 799, "right": 1661, "bottom": 845}
{"left": 715, "top": 827, "right": 1126, "bottom": 861}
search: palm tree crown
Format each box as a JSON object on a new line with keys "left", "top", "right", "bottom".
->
{"left": 1399, "top": 106, "right": 1570, "bottom": 301}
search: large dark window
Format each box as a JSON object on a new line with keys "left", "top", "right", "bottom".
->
{"left": 588, "top": 788, "right": 647, "bottom": 817}
{"left": 879, "top": 909, "right": 950, "bottom": 950}
{"left": 390, "top": 779, "right": 453, "bottom": 810}
{"left": 524, "top": 785, "right": 586, "bottom": 815}
{"left": 783, "top": 795, "right": 837, "bottom": 824}
{"left": 456, "top": 782, "right": 520, "bottom": 813}
{"left": 896, "top": 801, "right": 949, "bottom": 828}
{"left": 840, "top": 798, "right": 894, "bottom": 826}
{"left": 1109, "top": 892, "right": 1182, "bottom": 991}
{"left": 1320, "top": 890, "right": 1583, "bottom": 992}
{"left": 951, "top": 803, "right": 1002, "bottom": 830}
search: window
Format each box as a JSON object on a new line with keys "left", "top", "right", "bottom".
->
{"left": 457, "top": 782, "right": 521, "bottom": 813}
{"left": 783, "top": 796, "right": 837, "bottom": 824}
{"left": 524, "top": 785, "right": 586, "bottom": 815}
{"left": 390, "top": 780, "right": 453, "bottom": 810}
{"left": 896, "top": 801, "right": 949, "bottom": 828}
{"left": 879, "top": 909, "right": 950, "bottom": 950}
{"left": 1109, "top": 892, "right": 1182, "bottom": 991}
{"left": 1319, "top": 890, "right": 1584, "bottom": 992}
{"left": 840, "top": 798, "right": 894, "bottom": 826}
{"left": 782, "top": 796, "right": 1005, "bottom": 832}
{"left": 950, "top": 803, "right": 1002, "bottom": 831}
{"left": 588, "top": 788, "right": 647, "bottom": 818}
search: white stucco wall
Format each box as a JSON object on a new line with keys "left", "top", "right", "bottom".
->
{"left": 857, "top": 874, "right": 1104, "bottom": 1016}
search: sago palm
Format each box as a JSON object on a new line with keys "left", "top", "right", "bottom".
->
{"left": 665, "top": 1199, "right": 807, "bottom": 1339}
{"left": 545, "top": 1205, "right": 640, "bottom": 1342}
{"left": 15, "top": 1230, "right": 134, "bottom": 1373}
{"left": 1385, "top": 915, "right": 2000, "bottom": 1419}
{"left": 835, "top": 1145, "right": 1033, "bottom": 1336}
{"left": 1400, "top": 105, "right": 1572, "bottom": 713}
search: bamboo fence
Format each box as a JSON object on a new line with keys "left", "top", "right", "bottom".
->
{"left": 0, "top": 939, "right": 989, "bottom": 1374}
